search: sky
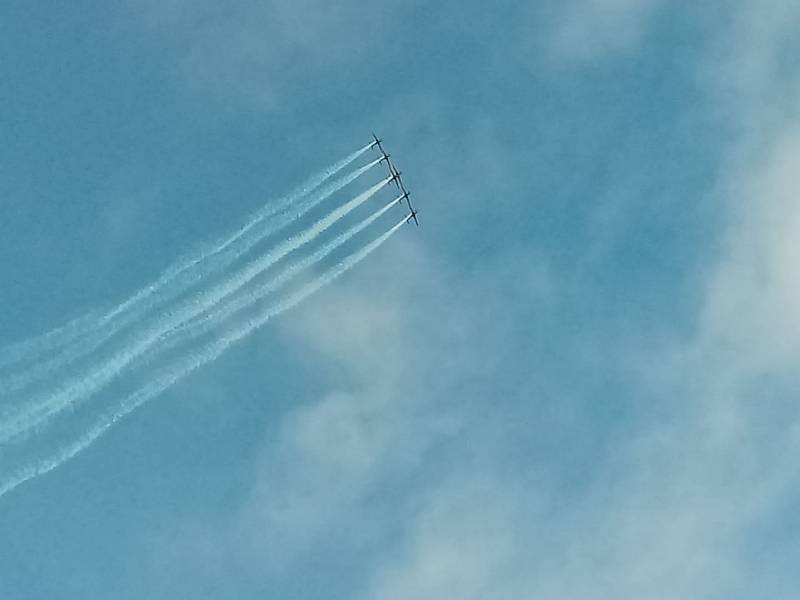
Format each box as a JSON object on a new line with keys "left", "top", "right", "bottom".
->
{"left": 1, "top": 1, "right": 800, "bottom": 598}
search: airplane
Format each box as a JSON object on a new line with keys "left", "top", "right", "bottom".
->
{"left": 388, "top": 164, "right": 404, "bottom": 189}
{"left": 404, "top": 193, "right": 419, "bottom": 226}
{"left": 371, "top": 134, "right": 393, "bottom": 166}
{"left": 371, "top": 133, "right": 386, "bottom": 154}
{"left": 396, "top": 190, "right": 418, "bottom": 225}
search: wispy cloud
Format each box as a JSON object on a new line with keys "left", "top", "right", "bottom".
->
{"left": 135, "top": 0, "right": 403, "bottom": 109}
{"left": 697, "top": 0, "right": 800, "bottom": 383}
{"left": 544, "top": 0, "right": 665, "bottom": 65}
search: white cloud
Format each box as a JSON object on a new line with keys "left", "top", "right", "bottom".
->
{"left": 700, "top": 124, "right": 800, "bottom": 379}
{"left": 358, "top": 415, "right": 762, "bottom": 600}
{"left": 692, "top": 0, "right": 800, "bottom": 383}
{"left": 545, "top": 0, "right": 664, "bottom": 64}
{"left": 208, "top": 237, "right": 553, "bottom": 576}
{"left": 702, "top": 0, "right": 800, "bottom": 133}
{"left": 344, "top": 4, "right": 800, "bottom": 597}
{"left": 365, "top": 477, "right": 521, "bottom": 600}
{"left": 133, "top": 0, "right": 404, "bottom": 109}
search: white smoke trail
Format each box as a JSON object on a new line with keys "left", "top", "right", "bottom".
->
{"left": 0, "top": 156, "right": 382, "bottom": 398}
{"left": 0, "top": 175, "right": 392, "bottom": 443}
{"left": 152, "top": 195, "right": 404, "bottom": 355}
{"left": 0, "top": 143, "right": 372, "bottom": 376}
{"left": 0, "top": 216, "right": 407, "bottom": 499}
{"left": 0, "top": 310, "right": 102, "bottom": 372}
{"left": 103, "top": 145, "right": 376, "bottom": 323}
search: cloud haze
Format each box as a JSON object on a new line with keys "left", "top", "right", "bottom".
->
{"left": 546, "top": 0, "right": 665, "bottom": 64}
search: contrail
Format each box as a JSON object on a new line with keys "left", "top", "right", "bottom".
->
{"left": 148, "top": 195, "right": 405, "bottom": 358}
{"left": 0, "top": 216, "right": 407, "bottom": 499}
{"left": 0, "top": 156, "right": 382, "bottom": 398}
{"left": 0, "top": 143, "right": 372, "bottom": 377}
{"left": 0, "top": 310, "right": 101, "bottom": 372}
{"left": 100, "top": 143, "right": 375, "bottom": 325}
{"left": 0, "top": 175, "right": 393, "bottom": 443}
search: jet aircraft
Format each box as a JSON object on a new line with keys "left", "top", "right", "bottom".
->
{"left": 388, "top": 165, "right": 404, "bottom": 189}
{"left": 371, "top": 133, "right": 386, "bottom": 154}
{"left": 372, "top": 135, "right": 392, "bottom": 166}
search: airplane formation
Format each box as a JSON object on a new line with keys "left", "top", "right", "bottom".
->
{"left": 370, "top": 133, "right": 419, "bottom": 226}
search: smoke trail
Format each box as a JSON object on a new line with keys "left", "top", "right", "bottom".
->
{"left": 154, "top": 195, "right": 404, "bottom": 353}
{"left": 102, "top": 143, "right": 375, "bottom": 325}
{"left": 0, "top": 156, "right": 382, "bottom": 398}
{"left": 0, "top": 217, "right": 407, "bottom": 498}
{"left": 0, "top": 310, "right": 102, "bottom": 373}
{"left": 0, "top": 175, "right": 392, "bottom": 443}
{"left": 0, "top": 143, "right": 372, "bottom": 376}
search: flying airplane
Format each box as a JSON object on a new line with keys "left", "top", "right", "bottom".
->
{"left": 371, "top": 133, "right": 386, "bottom": 154}
{"left": 402, "top": 191, "right": 419, "bottom": 225}
{"left": 388, "top": 164, "right": 404, "bottom": 189}
{"left": 393, "top": 189, "right": 418, "bottom": 225}
{"left": 371, "top": 134, "right": 393, "bottom": 166}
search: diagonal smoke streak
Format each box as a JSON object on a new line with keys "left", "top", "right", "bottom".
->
{"left": 0, "top": 310, "right": 102, "bottom": 372}
{"left": 145, "top": 195, "right": 404, "bottom": 361}
{"left": 0, "top": 216, "right": 407, "bottom": 499}
{"left": 102, "top": 144, "right": 376, "bottom": 324}
{"left": 0, "top": 155, "right": 381, "bottom": 398}
{"left": 0, "top": 174, "right": 392, "bottom": 443}
{"left": 0, "top": 143, "right": 371, "bottom": 376}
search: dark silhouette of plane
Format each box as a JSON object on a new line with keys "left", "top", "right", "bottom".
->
{"left": 371, "top": 134, "right": 391, "bottom": 163}
{"left": 397, "top": 191, "right": 419, "bottom": 225}
{"left": 388, "top": 164, "right": 404, "bottom": 189}
{"left": 371, "top": 133, "right": 386, "bottom": 154}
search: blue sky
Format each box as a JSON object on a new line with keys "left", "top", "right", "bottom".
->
{"left": 2, "top": 1, "right": 800, "bottom": 598}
